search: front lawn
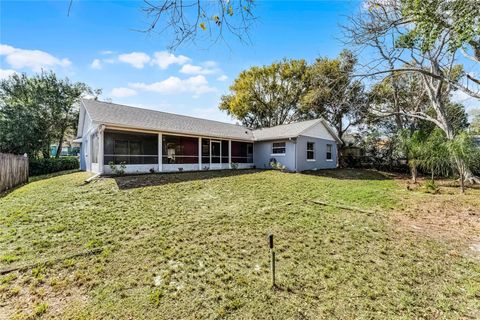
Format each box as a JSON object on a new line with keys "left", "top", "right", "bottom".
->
{"left": 1, "top": 170, "right": 479, "bottom": 319}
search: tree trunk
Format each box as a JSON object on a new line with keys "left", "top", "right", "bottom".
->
{"left": 55, "top": 127, "right": 66, "bottom": 159}
{"left": 460, "top": 173, "right": 465, "bottom": 193}
{"left": 411, "top": 164, "right": 417, "bottom": 183}
{"left": 42, "top": 148, "right": 50, "bottom": 159}
{"left": 55, "top": 138, "right": 64, "bottom": 159}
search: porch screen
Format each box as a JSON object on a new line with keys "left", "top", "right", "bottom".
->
{"left": 231, "top": 142, "right": 253, "bottom": 163}
{"left": 162, "top": 135, "right": 199, "bottom": 164}
{"left": 201, "top": 138, "right": 210, "bottom": 164}
{"left": 104, "top": 130, "right": 158, "bottom": 165}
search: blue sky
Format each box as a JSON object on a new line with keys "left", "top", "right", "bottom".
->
{"left": 1, "top": 1, "right": 477, "bottom": 123}
{"left": 0, "top": 0, "right": 361, "bottom": 123}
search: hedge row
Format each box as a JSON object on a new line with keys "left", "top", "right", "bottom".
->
{"left": 29, "top": 157, "right": 79, "bottom": 176}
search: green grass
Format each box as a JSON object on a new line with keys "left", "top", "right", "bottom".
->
{"left": 0, "top": 169, "right": 479, "bottom": 319}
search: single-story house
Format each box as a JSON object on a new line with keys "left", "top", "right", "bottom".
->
{"left": 76, "top": 99, "right": 341, "bottom": 174}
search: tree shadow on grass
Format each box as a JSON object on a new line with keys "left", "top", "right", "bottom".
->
{"left": 301, "top": 168, "right": 393, "bottom": 180}
{"left": 112, "top": 169, "right": 261, "bottom": 190}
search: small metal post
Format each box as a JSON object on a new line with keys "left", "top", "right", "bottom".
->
{"left": 269, "top": 234, "right": 275, "bottom": 288}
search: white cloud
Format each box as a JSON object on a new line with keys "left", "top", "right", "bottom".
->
{"left": 130, "top": 75, "right": 216, "bottom": 95}
{"left": 111, "top": 87, "right": 137, "bottom": 98}
{"left": 90, "top": 59, "right": 102, "bottom": 70}
{"left": 118, "top": 52, "right": 151, "bottom": 69}
{"left": 0, "top": 44, "right": 71, "bottom": 72}
{"left": 217, "top": 75, "right": 228, "bottom": 81}
{"left": 180, "top": 61, "right": 220, "bottom": 75}
{"left": 0, "top": 68, "right": 17, "bottom": 80}
{"left": 151, "top": 51, "right": 190, "bottom": 69}
{"left": 99, "top": 50, "right": 114, "bottom": 55}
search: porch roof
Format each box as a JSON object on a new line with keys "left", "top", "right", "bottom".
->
{"left": 81, "top": 99, "right": 254, "bottom": 141}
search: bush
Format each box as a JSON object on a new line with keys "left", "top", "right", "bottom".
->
{"left": 29, "top": 157, "right": 79, "bottom": 176}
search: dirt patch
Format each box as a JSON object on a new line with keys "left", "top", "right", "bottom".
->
{"left": 391, "top": 178, "right": 480, "bottom": 258}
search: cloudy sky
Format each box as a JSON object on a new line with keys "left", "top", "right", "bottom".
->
{"left": 1, "top": 1, "right": 477, "bottom": 123}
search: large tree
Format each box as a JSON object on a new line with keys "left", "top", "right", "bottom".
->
{"left": 301, "top": 49, "right": 369, "bottom": 144}
{"left": 345, "top": 0, "right": 480, "bottom": 182}
{"left": 219, "top": 59, "right": 310, "bottom": 128}
{"left": 401, "top": 0, "right": 480, "bottom": 87}
{"left": 0, "top": 72, "right": 97, "bottom": 158}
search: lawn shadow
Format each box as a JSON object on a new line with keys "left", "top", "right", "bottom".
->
{"left": 112, "top": 169, "right": 261, "bottom": 190}
{"left": 301, "top": 168, "right": 393, "bottom": 180}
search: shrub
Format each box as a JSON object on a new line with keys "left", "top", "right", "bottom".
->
{"left": 29, "top": 157, "right": 79, "bottom": 176}
{"left": 108, "top": 161, "right": 126, "bottom": 175}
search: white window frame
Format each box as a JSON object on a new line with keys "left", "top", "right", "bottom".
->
{"left": 326, "top": 144, "right": 333, "bottom": 161}
{"left": 271, "top": 141, "right": 286, "bottom": 156}
{"left": 306, "top": 141, "right": 315, "bottom": 161}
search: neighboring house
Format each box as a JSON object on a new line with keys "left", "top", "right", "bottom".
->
{"left": 76, "top": 99, "right": 341, "bottom": 174}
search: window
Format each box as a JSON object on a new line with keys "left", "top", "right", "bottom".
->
{"left": 307, "top": 142, "right": 315, "bottom": 160}
{"left": 326, "top": 144, "right": 333, "bottom": 160}
{"left": 272, "top": 142, "right": 286, "bottom": 155}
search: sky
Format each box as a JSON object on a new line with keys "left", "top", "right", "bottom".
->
{"left": 0, "top": 0, "right": 477, "bottom": 124}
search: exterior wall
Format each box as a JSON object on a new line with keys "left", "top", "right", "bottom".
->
{"left": 79, "top": 112, "right": 94, "bottom": 171}
{"left": 253, "top": 139, "right": 297, "bottom": 171}
{"left": 295, "top": 135, "right": 337, "bottom": 171}
{"left": 103, "top": 164, "right": 159, "bottom": 174}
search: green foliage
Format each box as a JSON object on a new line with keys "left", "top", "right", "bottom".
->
{"left": 302, "top": 49, "right": 368, "bottom": 141}
{"left": 270, "top": 160, "right": 286, "bottom": 171}
{"left": 29, "top": 157, "right": 79, "bottom": 176}
{"left": 419, "top": 129, "right": 451, "bottom": 178}
{"left": 0, "top": 71, "right": 98, "bottom": 158}
{"left": 422, "top": 179, "right": 440, "bottom": 194}
{"left": 401, "top": 0, "right": 480, "bottom": 57}
{"left": 219, "top": 59, "right": 309, "bottom": 128}
{"left": 34, "top": 302, "right": 48, "bottom": 316}
{"left": 108, "top": 161, "right": 126, "bottom": 175}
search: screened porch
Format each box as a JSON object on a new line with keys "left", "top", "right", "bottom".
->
{"left": 100, "top": 129, "right": 254, "bottom": 174}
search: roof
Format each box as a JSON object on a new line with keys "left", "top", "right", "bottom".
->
{"left": 81, "top": 99, "right": 253, "bottom": 141}
{"left": 252, "top": 119, "right": 323, "bottom": 141}
{"left": 79, "top": 99, "right": 340, "bottom": 143}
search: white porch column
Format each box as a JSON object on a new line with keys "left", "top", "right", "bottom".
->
{"left": 158, "top": 133, "right": 162, "bottom": 172}
{"left": 198, "top": 137, "right": 202, "bottom": 170}
{"left": 98, "top": 126, "right": 105, "bottom": 174}
{"left": 228, "top": 140, "right": 232, "bottom": 168}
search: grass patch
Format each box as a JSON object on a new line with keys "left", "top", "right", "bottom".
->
{"left": 0, "top": 169, "right": 479, "bottom": 319}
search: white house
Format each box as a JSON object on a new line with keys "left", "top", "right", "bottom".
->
{"left": 76, "top": 99, "right": 341, "bottom": 174}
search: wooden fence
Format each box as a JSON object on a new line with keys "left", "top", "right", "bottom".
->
{"left": 0, "top": 153, "right": 29, "bottom": 193}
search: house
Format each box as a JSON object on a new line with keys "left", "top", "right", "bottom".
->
{"left": 76, "top": 99, "right": 341, "bottom": 174}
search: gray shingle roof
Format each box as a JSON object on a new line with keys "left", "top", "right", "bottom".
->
{"left": 252, "top": 119, "right": 322, "bottom": 141}
{"left": 81, "top": 99, "right": 339, "bottom": 142}
{"left": 81, "top": 99, "right": 254, "bottom": 140}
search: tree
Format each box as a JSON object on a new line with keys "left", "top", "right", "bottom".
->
{"left": 447, "top": 132, "right": 480, "bottom": 193}
{"left": 141, "top": 0, "right": 256, "bottom": 50}
{"left": 345, "top": 0, "right": 480, "bottom": 182}
{"left": 420, "top": 128, "right": 451, "bottom": 182}
{"left": 0, "top": 71, "right": 97, "bottom": 158}
{"left": 301, "top": 50, "right": 369, "bottom": 144}
{"left": 398, "top": 129, "right": 427, "bottom": 183}
{"left": 401, "top": 0, "right": 480, "bottom": 86}
{"left": 219, "top": 59, "right": 310, "bottom": 128}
